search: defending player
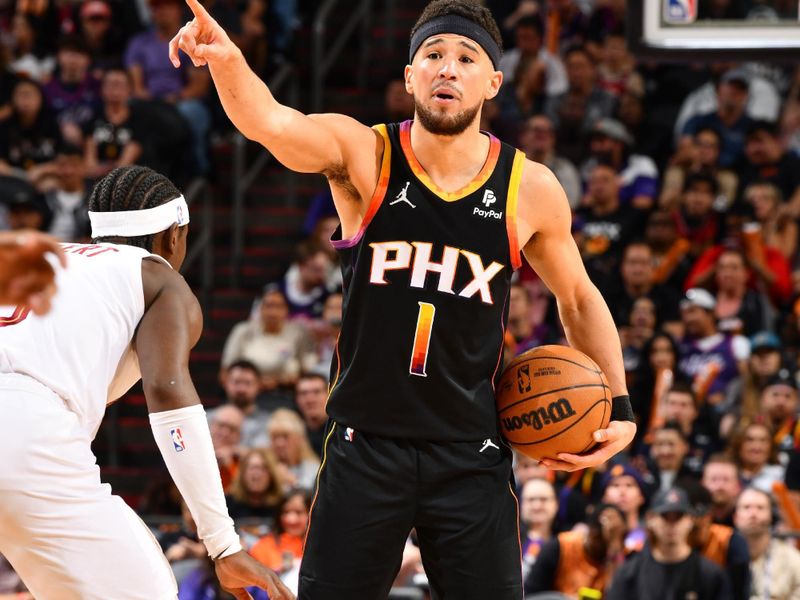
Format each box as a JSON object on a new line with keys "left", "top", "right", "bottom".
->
{"left": 171, "top": 0, "right": 637, "bottom": 597}
{"left": 0, "top": 166, "right": 293, "bottom": 600}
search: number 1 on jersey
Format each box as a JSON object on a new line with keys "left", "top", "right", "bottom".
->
{"left": 410, "top": 302, "right": 435, "bottom": 377}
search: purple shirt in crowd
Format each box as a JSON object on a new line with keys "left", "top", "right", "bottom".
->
{"left": 124, "top": 30, "right": 188, "bottom": 99}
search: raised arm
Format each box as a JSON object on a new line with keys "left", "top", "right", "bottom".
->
{"left": 170, "top": 0, "right": 376, "bottom": 179}
{"left": 518, "top": 162, "right": 636, "bottom": 471}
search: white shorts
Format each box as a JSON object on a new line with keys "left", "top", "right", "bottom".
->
{"left": 0, "top": 375, "right": 177, "bottom": 600}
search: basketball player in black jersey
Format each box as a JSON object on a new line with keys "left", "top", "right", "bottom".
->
{"left": 172, "top": 1, "right": 636, "bottom": 597}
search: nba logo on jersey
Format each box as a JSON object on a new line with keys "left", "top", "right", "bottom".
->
{"left": 344, "top": 427, "right": 355, "bottom": 442}
{"left": 170, "top": 428, "right": 186, "bottom": 452}
{"left": 663, "top": 0, "right": 696, "bottom": 24}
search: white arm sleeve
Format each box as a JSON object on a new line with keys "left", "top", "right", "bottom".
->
{"left": 149, "top": 404, "right": 242, "bottom": 559}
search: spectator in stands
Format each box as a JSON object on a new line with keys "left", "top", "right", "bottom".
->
{"left": 661, "top": 383, "right": 721, "bottom": 478}
{"left": 676, "top": 65, "right": 780, "bottom": 147}
{"left": 744, "top": 182, "right": 798, "bottom": 260}
{"left": 250, "top": 489, "right": 311, "bottom": 574}
{"left": 741, "top": 121, "right": 800, "bottom": 211}
{"left": 41, "top": 144, "right": 90, "bottom": 242}
{"left": 498, "top": 15, "right": 566, "bottom": 95}
{"left": 604, "top": 241, "right": 681, "bottom": 330}
{"left": 519, "top": 477, "right": 558, "bottom": 578}
{"left": 0, "top": 78, "right": 61, "bottom": 180}
{"left": 596, "top": 29, "right": 642, "bottom": 100}
{"left": 507, "top": 282, "right": 553, "bottom": 355}
{"left": 0, "top": 553, "right": 30, "bottom": 598}
{"left": 730, "top": 422, "right": 785, "bottom": 493}
{"left": 8, "top": 12, "right": 55, "bottom": 82}
{"left": 607, "top": 487, "right": 731, "bottom": 600}
{"left": 495, "top": 56, "right": 549, "bottom": 140}
{"left": 125, "top": 0, "right": 210, "bottom": 173}
{"left": 525, "top": 503, "right": 627, "bottom": 598}
{"left": 682, "top": 69, "right": 754, "bottom": 169}
{"left": 661, "top": 126, "right": 738, "bottom": 210}
{"left": 581, "top": 118, "right": 659, "bottom": 210}
{"left": 630, "top": 332, "right": 682, "bottom": 449}
{"left": 518, "top": 114, "right": 580, "bottom": 208}
{"left": 43, "top": 35, "right": 99, "bottom": 144}
{"left": 620, "top": 297, "right": 657, "bottom": 373}
{"left": 758, "top": 371, "right": 800, "bottom": 463}
{"left": 542, "top": 0, "right": 589, "bottom": 53}
{"left": 209, "top": 404, "right": 244, "bottom": 491}
{"left": 266, "top": 409, "right": 320, "bottom": 492}
{"left": 720, "top": 332, "right": 784, "bottom": 439}
{"left": 678, "top": 288, "right": 750, "bottom": 408}
{"left": 220, "top": 285, "right": 317, "bottom": 391}
{"left": 214, "top": 360, "right": 270, "bottom": 448}
{"left": 383, "top": 79, "right": 415, "bottom": 124}
{"left": 83, "top": 67, "right": 143, "bottom": 179}
{"left": 225, "top": 447, "right": 284, "bottom": 521}
{"left": 280, "top": 240, "right": 333, "bottom": 320}
{"left": 544, "top": 45, "right": 616, "bottom": 130}
{"left": 685, "top": 204, "right": 793, "bottom": 306}
{"left": 307, "top": 291, "right": 342, "bottom": 377}
{"left": 77, "top": 1, "right": 124, "bottom": 78}
{"left": 160, "top": 498, "right": 205, "bottom": 584}
{"left": 513, "top": 450, "right": 550, "bottom": 494}
{"left": 713, "top": 248, "right": 772, "bottom": 336}
{"left": 601, "top": 463, "right": 648, "bottom": 553}
{"left": 574, "top": 161, "right": 644, "bottom": 288}
{"left": 686, "top": 484, "right": 752, "bottom": 600}
{"left": 702, "top": 455, "right": 742, "bottom": 527}
{"left": 646, "top": 423, "right": 699, "bottom": 494}
{"left": 672, "top": 172, "right": 723, "bottom": 259}
{"left": 734, "top": 487, "right": 800, "bottom": 600}
{"left": 646, "top": 209, "right": 694, "bottom": 293}
{"left": 294, "top": 374, "right": 328, "bottom": 457}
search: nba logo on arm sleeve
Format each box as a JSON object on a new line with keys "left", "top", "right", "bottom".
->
{"left": 170, "top": 428, "right": 186, "bottom": 452}
{"left": 664, "top": 0, "right": 696, "bottom": 23}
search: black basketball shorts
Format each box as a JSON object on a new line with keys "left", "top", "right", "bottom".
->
{"left": 298, "top": 421, "right": 523, "bottom": 600}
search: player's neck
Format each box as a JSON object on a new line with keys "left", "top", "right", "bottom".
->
{"left": 409, "top": 120, "right": 490, "bottom": 186}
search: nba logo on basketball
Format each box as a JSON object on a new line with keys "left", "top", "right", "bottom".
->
{"left": 664, "top": 0, "right": 697, "bottom": 24}
{"left": 170, "top": 428, "right": 186, "bottom": 452}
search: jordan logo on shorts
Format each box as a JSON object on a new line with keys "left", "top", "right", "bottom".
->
{"left": 389, "top": 182, "right": 415, "bottom": 208}
{"left": 479, "top": 438, "right": 499, "bottom": 453}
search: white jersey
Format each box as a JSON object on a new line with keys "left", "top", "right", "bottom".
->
{"left": 0, "top": 242, "right": 166, "bottom": 437}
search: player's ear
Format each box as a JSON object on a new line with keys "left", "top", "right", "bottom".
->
{"left": 404, "top": 64, "right": 414, "bottom": 95}
{"left": 485, "top": 68, "right": 503, "bottom": 100}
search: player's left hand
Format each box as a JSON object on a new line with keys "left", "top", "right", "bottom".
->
{"left": 539, "top": 420, "right": 636, "bottom": 472}
{"left": 214, "top": 550, "right": 295, "bottom": 600}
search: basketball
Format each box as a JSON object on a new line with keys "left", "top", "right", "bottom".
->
{"left": 496, "top": 345, "right": 611, "bottom": 461}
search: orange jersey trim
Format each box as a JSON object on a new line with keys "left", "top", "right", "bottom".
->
{"left": 505, "top": 149, "right": 525, "bottom": 271}
{"left": 303, "top": 423, "right": 337, "bottom": 552}
{"left": 331, "top": 124, "right": 391, "bottom": 249}
{"left": 399, "top": 120, "right": 501, "bottom": 202}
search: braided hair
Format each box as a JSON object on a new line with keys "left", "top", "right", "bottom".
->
{"left": 89, "top": 166, "right": 183, "bottom": 251}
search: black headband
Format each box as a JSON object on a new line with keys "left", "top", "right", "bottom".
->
{"left": 409, "top": 14, "right": 501, "bottom": 70}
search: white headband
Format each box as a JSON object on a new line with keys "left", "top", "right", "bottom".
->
{"left": 89, "top": 196, "right": 190, "bottom": 238}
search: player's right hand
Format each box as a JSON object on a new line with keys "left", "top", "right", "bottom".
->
{"left": 170, "top": 0, "right": 237, "bottom": 68}
{"left": 214, "top": 550, "right": 295, "bottom": 600}
{"left": 0, "top": 230, "right": 65, "bottom": 315}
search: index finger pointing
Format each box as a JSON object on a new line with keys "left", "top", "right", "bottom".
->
{"left": 185, "top": 0, "right": 212, "bottom": 22}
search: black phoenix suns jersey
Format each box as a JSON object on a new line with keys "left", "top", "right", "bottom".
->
{"left": 327, "top": 120, "right": 525, "bottom": 441}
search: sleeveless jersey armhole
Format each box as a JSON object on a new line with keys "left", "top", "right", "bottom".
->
{"left": 506, "top": 149, "right": 525, "bottom": 271}
{"left": 331, "top": 124, "right": 392, "bottom": 249}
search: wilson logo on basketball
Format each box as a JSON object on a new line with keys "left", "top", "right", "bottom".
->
{"left": 501, "top": 398, "right": 577, "bottom": 432}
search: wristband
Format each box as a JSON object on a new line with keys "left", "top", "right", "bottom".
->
{"left": 149, "top": 404, "right": 242, "bottom": 558}
{"left": 611, "top": 395, "right": 634, "bottom": 422}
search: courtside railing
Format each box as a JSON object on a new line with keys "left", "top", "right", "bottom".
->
{"left": 230, "top": 63, "right": 299, "bottom": 288}
{"left": 312, "top": 0, "right": 373, "bottom": 113}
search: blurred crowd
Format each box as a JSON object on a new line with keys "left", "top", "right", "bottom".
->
{"left": 5, "top": 0, "right": 800, "bottom": 599}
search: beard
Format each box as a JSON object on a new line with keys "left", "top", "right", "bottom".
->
{"left": 414, "top": 96, "right": 482, "bottom": 136}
